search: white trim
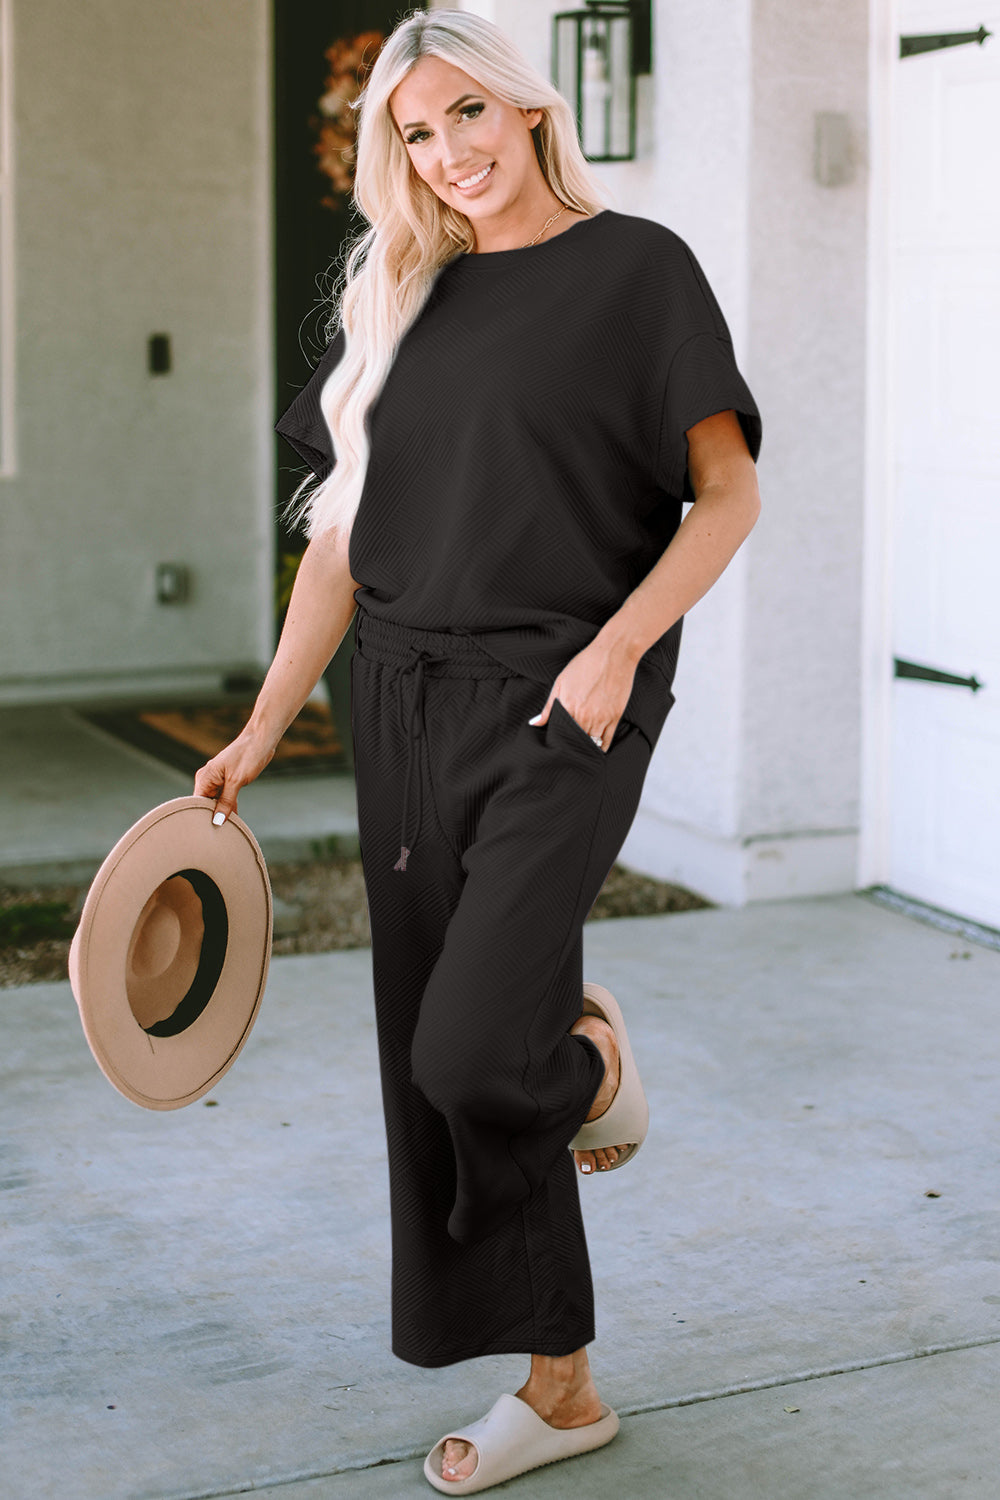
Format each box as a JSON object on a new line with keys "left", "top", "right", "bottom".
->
{"left": 256, "top": 0, "right": 277, "bottom": 666}
{"left": 620, "top": 816, "right": 859, "bottom": 907}
{"left": 0, "top": 0, "right": 16, "bottom": 477}
{"left": 858, "top": 0, "right": 898, "bottom": 887}
{"left": 442, "top": 1, "right": 498, "bottom": 17}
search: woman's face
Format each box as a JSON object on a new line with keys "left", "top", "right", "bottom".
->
{"left": 389, "top": 55, "right": 543, "bottom": 221}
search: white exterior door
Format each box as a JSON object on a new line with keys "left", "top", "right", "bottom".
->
{"left": 887, "top": 2, "right": 1000, "bottom": 925}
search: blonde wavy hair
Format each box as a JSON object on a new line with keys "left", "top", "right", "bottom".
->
{"left": 284, "top": 6, "right": 611, "bottom": 541}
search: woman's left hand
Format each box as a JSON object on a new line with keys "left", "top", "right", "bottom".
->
{"left": 528, "top": 634, "right": 636, "bottom": 753}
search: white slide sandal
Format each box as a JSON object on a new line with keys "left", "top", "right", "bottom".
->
{"left": 568, "top": 981, "right": 649, "bottom": 1168}
{"left": 423, "top": 1392, "right": 620, "bottom": 1494}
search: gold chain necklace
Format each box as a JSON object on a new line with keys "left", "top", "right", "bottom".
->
{"left": 521, "top": 204, "right": 569, "bottom": 247}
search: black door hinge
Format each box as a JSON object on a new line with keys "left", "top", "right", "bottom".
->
{"left": 894, "top": 658, "right": 984, "bottom": 691}
{"left": 900, "top": 26, "right": 992, "bottom": 58}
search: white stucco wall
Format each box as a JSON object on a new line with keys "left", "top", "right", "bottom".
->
{"left": 739, "top": 0, "right": 868, "bottom": 886}
{"left": 447, "top": 0, "right": 869, "bottom": 903}
{"left": 0, "top": 1, "right": 274, "bottom": 702}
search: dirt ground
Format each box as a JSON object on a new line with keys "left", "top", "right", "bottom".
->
{"left": 0, "top": 858, "right": 711, "bottom": 989}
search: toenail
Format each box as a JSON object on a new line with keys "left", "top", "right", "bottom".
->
{"left": 581, "top": 1163, "right": 592, "bottom": 1173}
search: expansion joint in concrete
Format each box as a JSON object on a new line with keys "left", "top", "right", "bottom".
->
{"left": 620, "top": 1331, "right": 1000, "bottom": 1416}
{"left": 157, "top": 1333, "right": 1000, "bottom": 1500}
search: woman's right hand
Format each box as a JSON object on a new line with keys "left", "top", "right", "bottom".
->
{"left": 190, "top": 526, "right": 359, "bottom": 825}
{"left": 193, "top": 725, "right": 278, "bottom": 825}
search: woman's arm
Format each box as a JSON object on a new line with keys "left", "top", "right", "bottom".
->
{"left": 599, "top": 406, "right": 761, "bottom": 667}
{"left": 530, "top": 408, "right": 760, "bottom": 743}
{"left": 193, "top": 526, "right": 360, "bottom": 822}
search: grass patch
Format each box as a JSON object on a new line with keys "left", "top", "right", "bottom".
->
{"left": 0, "top": 901, "right": 75, "bottom": 948}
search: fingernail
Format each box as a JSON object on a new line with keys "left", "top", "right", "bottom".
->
{"left": 528, "top": 714, "right": 542, "bottom": 725}
{"left": 212, "top": 811, "right": 226, "bottom": 826}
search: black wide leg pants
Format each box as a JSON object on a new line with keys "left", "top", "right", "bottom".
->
{"left": 349, "top": 610, "right": 653, "bottom": 1368}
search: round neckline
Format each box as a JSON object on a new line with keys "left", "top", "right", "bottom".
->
{"left": 448, "top": 208, "right": 611, "bottom": 269}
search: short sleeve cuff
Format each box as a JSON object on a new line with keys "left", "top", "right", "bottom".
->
{"left": 658, "top": 332, "right": 762, "bottom": 503}
{"left": 274, "top": 328, "right": 346, "bottom": 484}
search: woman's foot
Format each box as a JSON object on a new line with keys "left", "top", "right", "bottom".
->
{"left": 440, "top": 1349, "right": 603, "bottom": 1483}
{"left": 570, "top": 1013, "right": 628, "bottom": 1174}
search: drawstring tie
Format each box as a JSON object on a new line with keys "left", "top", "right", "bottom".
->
{"left": 393, "top": 648, "right": 437, "bottom": 872}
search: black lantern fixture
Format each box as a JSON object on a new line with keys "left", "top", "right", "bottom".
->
{"left": 552, "top": 1, "right": 651, "bottom": 162}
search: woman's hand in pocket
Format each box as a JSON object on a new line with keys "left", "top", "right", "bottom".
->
{"left": 526, "top": 636, "right": 636, "bottom": 752}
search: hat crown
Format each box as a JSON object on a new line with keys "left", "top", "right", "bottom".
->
{"left": 126, "top": 875, "right": 206, "bottom": 1031}
{"left": 133, "top": 902, "right": 182, "bottom": 978}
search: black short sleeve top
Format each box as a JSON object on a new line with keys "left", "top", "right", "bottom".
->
{"left": 275, "top": 209, "right": 762, "bottom": 753}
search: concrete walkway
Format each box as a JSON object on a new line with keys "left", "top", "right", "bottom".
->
{"left": 4, "top": 892, "right": 1000, "bottom": 1498}
{"left": 0, "top": 705, "right": 359, "bottom": 887}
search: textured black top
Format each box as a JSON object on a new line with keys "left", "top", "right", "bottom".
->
{"left": 275, "top": 209, "right": 762, "bottom": 752}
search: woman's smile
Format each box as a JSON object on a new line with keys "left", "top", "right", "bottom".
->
{"left": 452, "top": 160, "right": 496, "bottom": 193}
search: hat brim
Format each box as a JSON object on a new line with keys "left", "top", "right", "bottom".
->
{"left": 69, "top": 796, "right": 272, "bottom": 1110}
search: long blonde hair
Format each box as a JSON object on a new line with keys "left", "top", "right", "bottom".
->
{"left": 284, "top": 7, "right": 611, "bottom": 541}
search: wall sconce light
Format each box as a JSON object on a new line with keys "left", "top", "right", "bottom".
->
{"left": 552, "top": 1, "right": 652, "bottom": 162}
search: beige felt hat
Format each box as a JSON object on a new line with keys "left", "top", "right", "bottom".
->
{"left": 69, "top": 796, "right": 272, "bottom": 1111}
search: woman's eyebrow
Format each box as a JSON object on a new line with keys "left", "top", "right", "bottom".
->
{"left": 402, "top": 94, "right": 480, "bottom": 131}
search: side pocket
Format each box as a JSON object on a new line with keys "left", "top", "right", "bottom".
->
{"left": 551, "top": 696, "right": 632, "bottom": 757}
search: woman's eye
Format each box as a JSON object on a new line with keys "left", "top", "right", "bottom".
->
{"left": 405, "top": 102, "right": 484, "bottom": 146}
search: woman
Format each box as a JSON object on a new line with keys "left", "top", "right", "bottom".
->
{"left": 194, "top": 8, "right": 762, "bottom": 1493}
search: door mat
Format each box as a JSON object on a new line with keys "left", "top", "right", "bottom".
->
{"left": 79, "top": 699, "right": 347, "bottom": 778}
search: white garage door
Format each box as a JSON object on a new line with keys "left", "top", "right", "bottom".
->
{"left": 888, "top": 3, "right": 1000, "bottom": 926}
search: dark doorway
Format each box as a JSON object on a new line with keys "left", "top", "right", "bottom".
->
{"left": 272, "top": 2, "right": 405, "bottom": 769}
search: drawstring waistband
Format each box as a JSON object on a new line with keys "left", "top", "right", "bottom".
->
{"left": 355, "top": 612, "right": 516, "bottom": 872}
